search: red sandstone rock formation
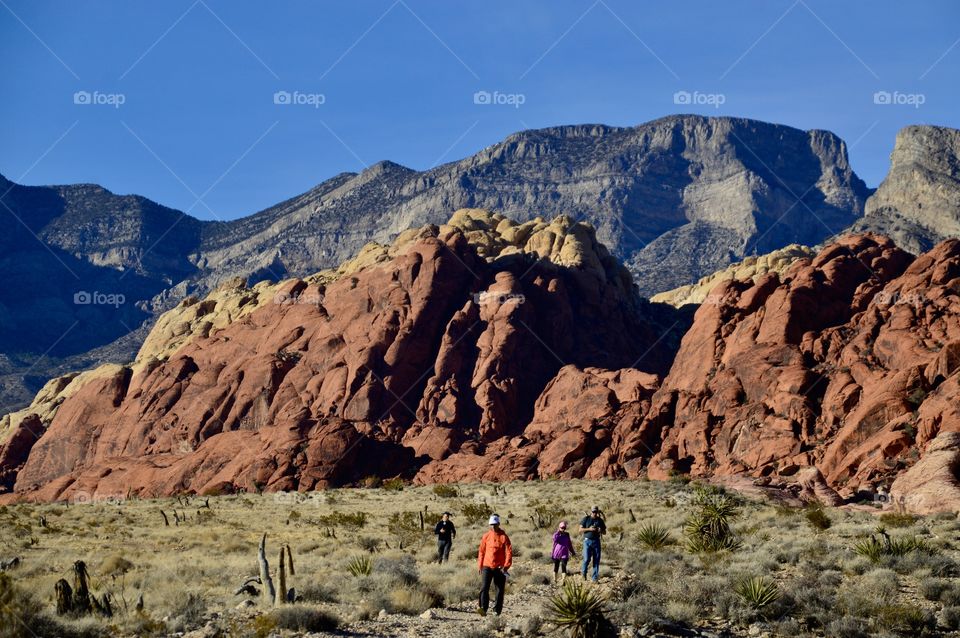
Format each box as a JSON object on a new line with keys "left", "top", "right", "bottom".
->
{"left": 5, "top": 220, "right": 960, "bottom": 514}
{"left": 1, "top": 221, "right": 679, "bottom": 501}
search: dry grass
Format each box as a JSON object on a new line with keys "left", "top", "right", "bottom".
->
{"left": 0, "top": 480, "right": 958, "bottom": 636}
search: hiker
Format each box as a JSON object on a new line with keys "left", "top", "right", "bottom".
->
{"left": 551, "top": 520, "right": 576, "bottom": 583}
{"left": 434, "top": 511, "right": 456, "bottom": 563}
{"left": 477, "top": 514, "right": 512, "bottom": 616}
{"left": 579, "top": 505, "right": 606, "bottom": 582}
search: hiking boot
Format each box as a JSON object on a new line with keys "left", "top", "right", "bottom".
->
{"left": 477, "top": 607, "right": 486, "bottom": 616}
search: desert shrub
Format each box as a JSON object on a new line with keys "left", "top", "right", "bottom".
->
{"left": 381, "top": 478, "right": 405, "bottom": 491}
{"left": 387, "top": 511, "right": 423, "bottom": 547}
{"left": 316, "top": 511, "right": 367, "bottom": 529}
{"left": 432, "top": 484, "right": 459, "bottom": 498}
{"left": 530, "top": 501, "right": 566, "bottom": 530}
{"left": 298, "top": 581, "right": 338, "bottom": 603}
{"left": 545, "top": 579, "right": 615, "bottom": 638}
{"left": 684, "top": 488, "right": 741, "bottom": 553}
{"left": 168, "top": 592, "right": 206, "bottom": 632}
{"left": 0, "top": 573, "right": 43, "bottom": 636}
{"left": 347, "top": 555, "right": 373, "bottom": 577}
{"left": 873, "top": 603, "right": 934, "bottom": 634}
{"left": 919, "top": 576, "right": 948, "bottom": 601}
{"left": 939, "top": 606, "right": 960, "bottom": 631}
{"left": 733, "top": 575, "right": 780, "bottom": 612}
{"left": 523, "top": 614, "right": 544, "bottom": 637}
{"left": 374, "top": 554, "right": 419, "bottom": 586}
{"left": 388, "top": 586, "right": 439, "bottom": 614}
{"left": 879, "top": 511, "right": 917, "bottom": 528}
{"left": 269, "top": 605, "right": 339, "bottom": 632}
{"left": 460, "top": 502, "right": 494, "bottom": 525}
{"left": 636, "top": 523, "right": 674, "bottom": 550}
{"left": 837, "top": 568, "right": 898, "bottom": 618}
{"left": 853, "top": 530, "right": 932, "bottom": 563}
{"left": 357, "top": 535, "right": 381, "bottom": 553}
{"left": 825, "top": 616, "right": 869, "bottom": 638}
{"left": 804, "top": 502, "right": 831, "bottom": 531}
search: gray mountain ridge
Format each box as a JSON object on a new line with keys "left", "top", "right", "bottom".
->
{"left": 2, "top": 114, "right": 957, "bottom": 412}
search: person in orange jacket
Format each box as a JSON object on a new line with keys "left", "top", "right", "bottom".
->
{"left": 477, "top": 513, "right": 512, "bottom": 616}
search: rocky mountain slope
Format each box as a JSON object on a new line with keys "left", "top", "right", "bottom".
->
{"left": 847, "top": 125, "right": 960, "bottom": 253}
{"left": 650, "top": 243, "right": 817, "bottom": 307}
{"left": 0, "top": 115, "right": 870, "bottom": 411}
{"left": 5, "top": 207, "right": 960, "bottom": 513}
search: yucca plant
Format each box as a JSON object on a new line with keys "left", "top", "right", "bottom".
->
{"left": 636, "top": 523, "right": 674, "bottom": 550}
{"left": 734, "top": 575, "right": 780, "bottom": 610}
{"left": 853, "top": 535, "right": 885, "bottom": 562}
{"left": 854, "top": 528, "right": 933, "bottom": 563}
{"left": 545, "top": 579, "right": 613, "bottom": 638}
{"left": 346, "top": 555, "right": 372, "bottom": 577}
{"left": 683, "top": 489, "right": 741, "bottom": 553}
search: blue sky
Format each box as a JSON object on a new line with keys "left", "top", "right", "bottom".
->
{"left": 1, "top": 0, "right": 957, "bottom": 221}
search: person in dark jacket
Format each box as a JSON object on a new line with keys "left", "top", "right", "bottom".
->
{"left": 579, "top": 505, "right": 606, "bottom": 582}
{"left": 434, "top": 512, "right": 456, "bottom": 563}
{"left": 550, "top": 521, "right": 576, "bottom": 583}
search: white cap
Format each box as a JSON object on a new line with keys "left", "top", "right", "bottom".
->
{"left": 488, "top": 514, "right": 501, "bottom": 525}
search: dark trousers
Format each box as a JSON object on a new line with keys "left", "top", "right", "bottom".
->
{"left": 553, "top": 558, "right": 568, "bottom": 574}
{"left": 479, "top": 567, "right": 506, "bottom": 614}
{"left": 437, "top": 539, "right": 452, "bottom": 563}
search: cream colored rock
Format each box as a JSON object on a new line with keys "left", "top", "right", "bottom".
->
{"left": 651, "top": 244, "right": 817, "bottom": 307}
{"left": 0, "top": 364, "right": 125, "bottom": 444}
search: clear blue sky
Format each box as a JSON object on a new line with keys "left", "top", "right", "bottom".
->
{"left": 2, "top": 0, "right": 957, "bottom": 221}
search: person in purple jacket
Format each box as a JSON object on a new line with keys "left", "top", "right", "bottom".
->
{"left": 551, "top": 521, "right": 576, "bottom": 583}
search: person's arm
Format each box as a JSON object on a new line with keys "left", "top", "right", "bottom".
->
{"left": 504, "top": 535, "right": 513, "bottom": 570}
{"left": 434, "top": 521, "right": 441, "bottom": 535}
{"left": 450, "top": 521, "right": 456, "bottom": 538}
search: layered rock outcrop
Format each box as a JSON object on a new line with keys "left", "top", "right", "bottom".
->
{"left": 850, "top": 125, "right": 960, "bottom": 254}
{"left": 626, "top": 235, "right": 960, "bottom": 512}
{"left": 7, "top": 207, "right": 960, "bottom": 513}
{"left": 1, "top": 212, "right": 683, "bottom": 500}
{"left": 650, "top": 244, "right": 817, "bottom": 307}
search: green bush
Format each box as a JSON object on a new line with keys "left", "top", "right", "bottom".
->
{"left": 530, "top": 501, "right": 566, "bottom": 530}
{"left": 347, "top": 555, "right": 373, "bottom": 577}
{"left": 854, "top": 530, "right": 932, "bottom": 563}
{"left": 269, "top": 605, "right": 339, "bottom": 633}
{"left": 432, "top": 484, "right": 459, "bottom": 498}
{"left": 545, "top": 579, "right": 615, "bottom": 638}
{"left": 804, "top": 503, "right": 831, "bottom": 532}
{"left": 316, "top": 511, "right": 367, "bottom": 530}
{"left": 878, "top": 511, "right": 918, "bottom": 528}
{"left": 382, "top": 478, "right": 406, "bottom": 492}
{"left": 636, "top": 523, "right": 674, "bottom": 550}
{"left": 460, "top": 502, "right": 494, "bottom": 526}
{"left": 734, "top": 576, "right": 781, "bottom": 611}
{"left": 683, "top": 488, "right": 741, "bottom": 553}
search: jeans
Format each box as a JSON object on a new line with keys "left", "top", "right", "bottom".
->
{"left": 581, "top": 538, "right": 601, "bottom": 581}
{"left": 437, "top": 539, "right": 452, "bottom": 563}
{"left": 479, "top": 567, "right": 506, "bottom": 614}
{"left": 552, "top": 558, "right": 568, "bottom": 575}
